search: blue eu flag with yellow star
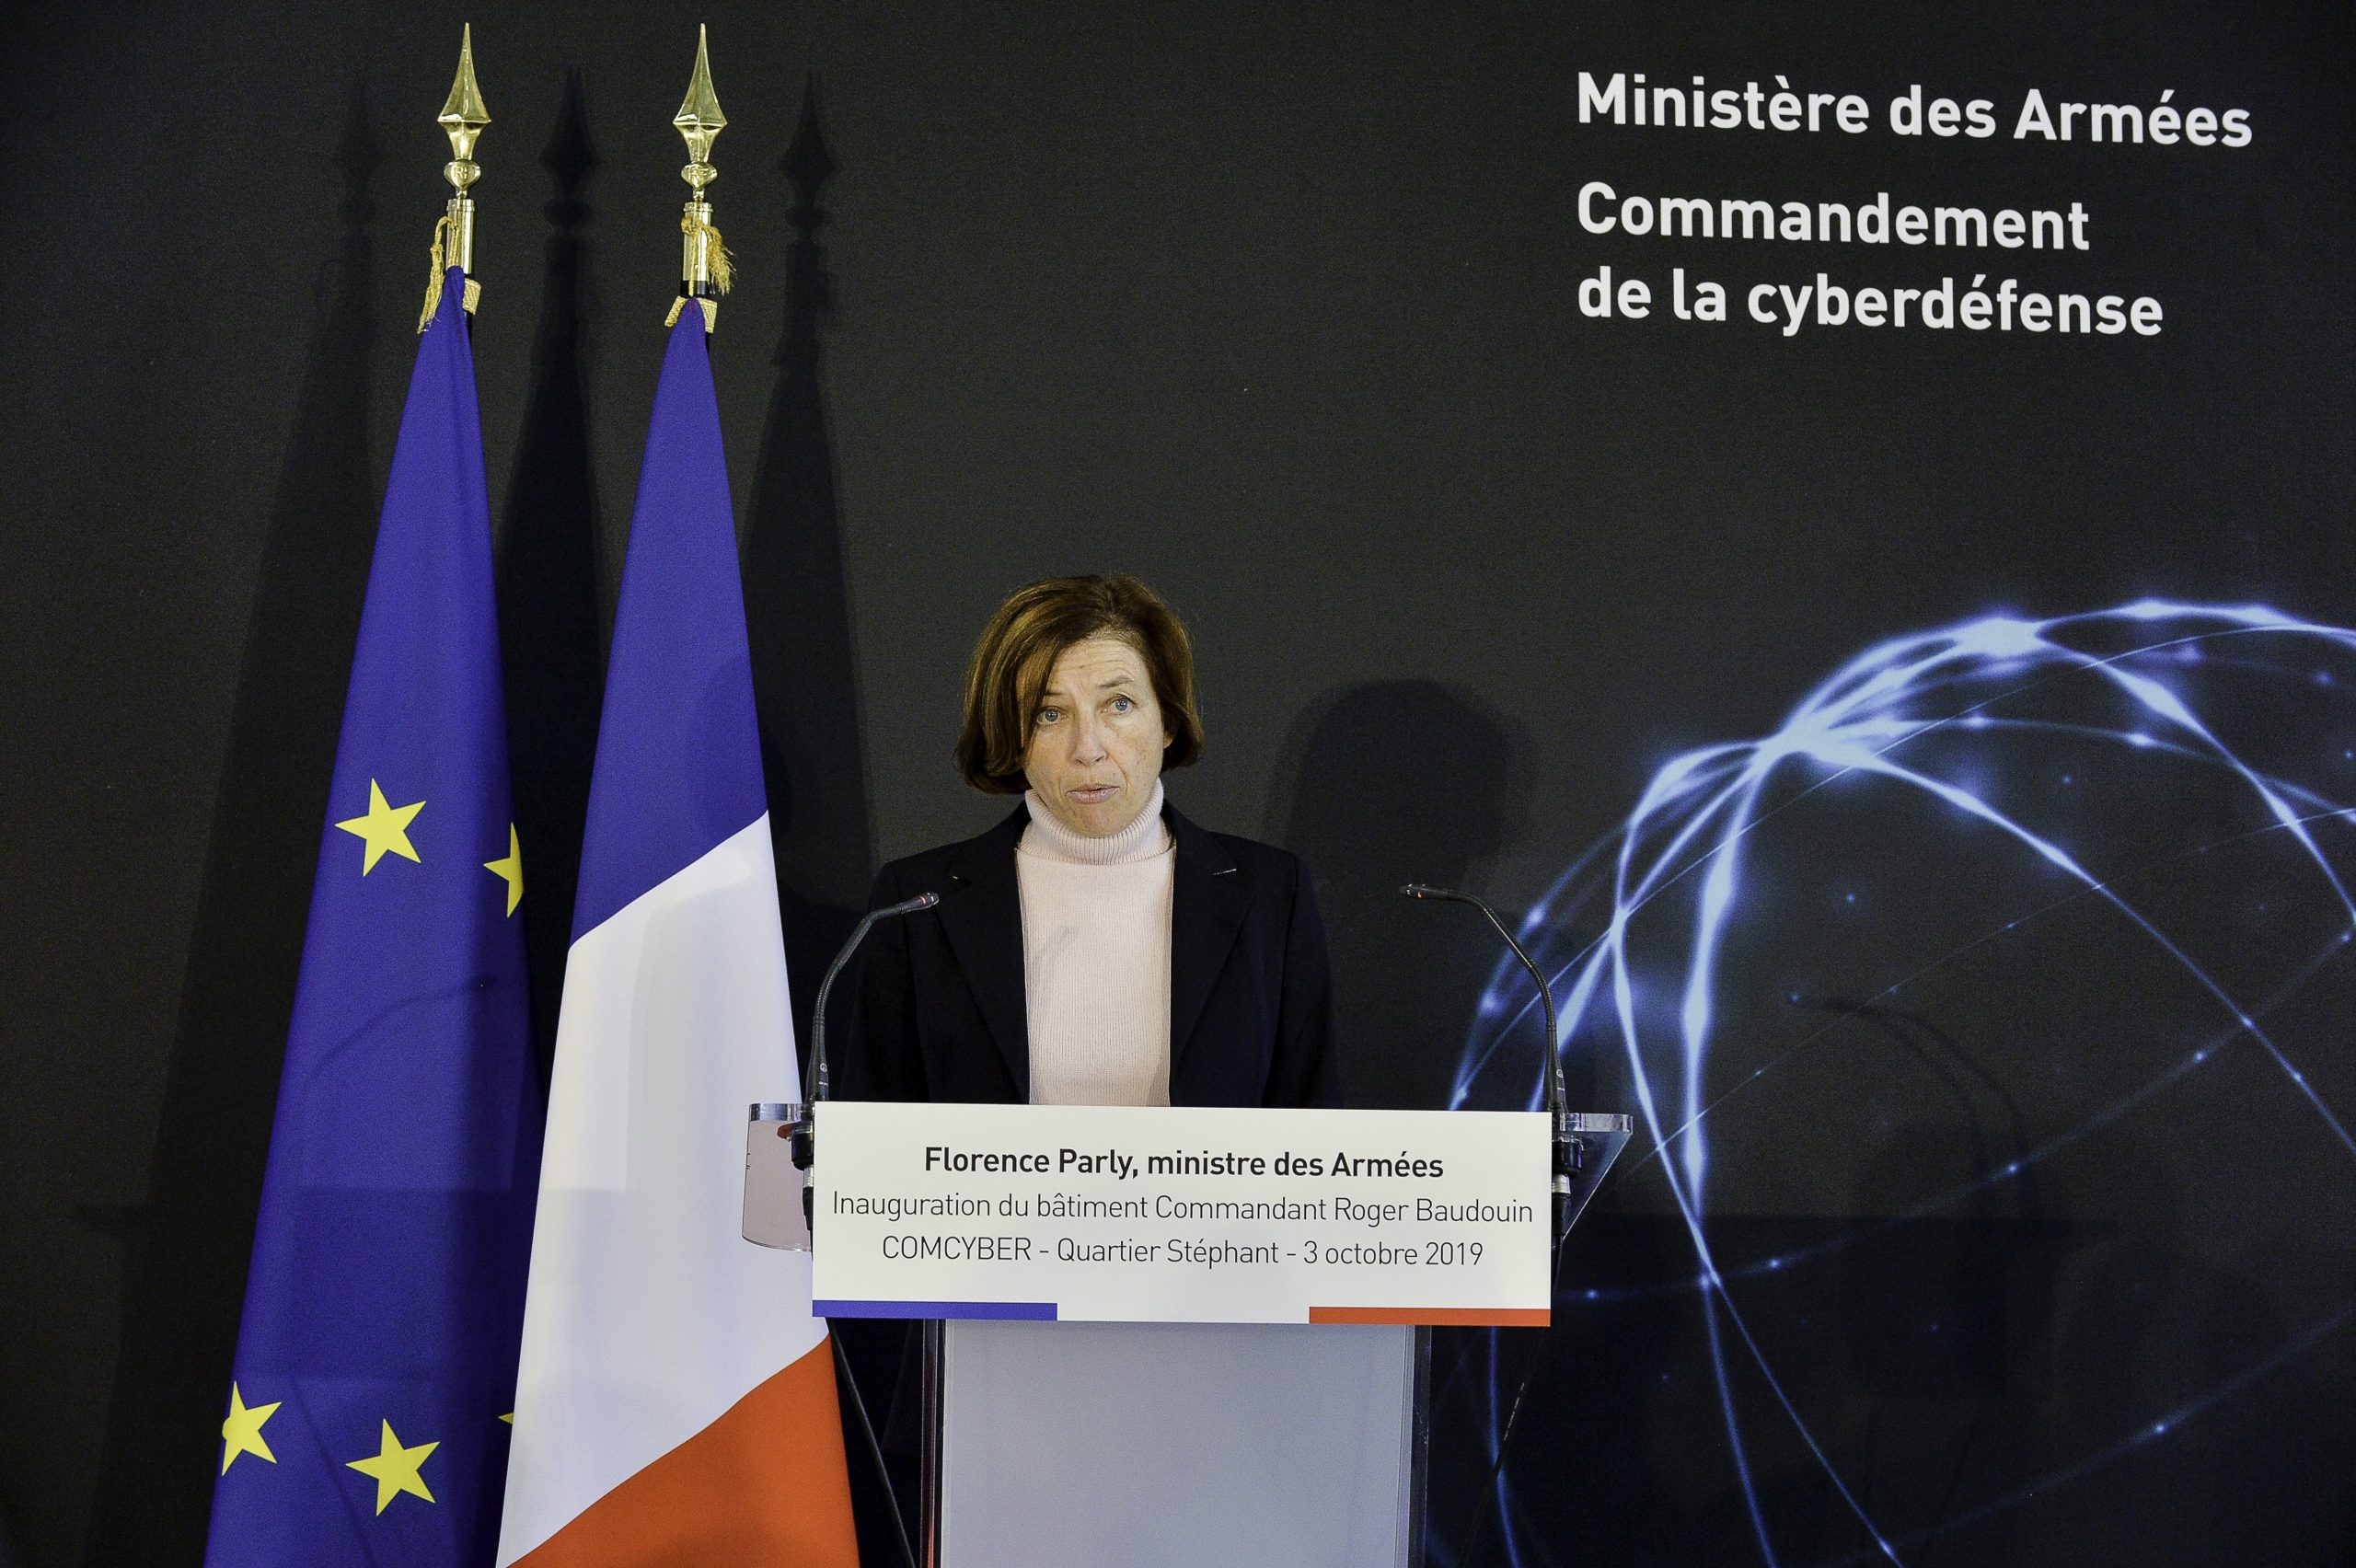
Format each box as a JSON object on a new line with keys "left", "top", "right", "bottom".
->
{"left": 205, "top": 270, "right": 543, "bottom": 1564}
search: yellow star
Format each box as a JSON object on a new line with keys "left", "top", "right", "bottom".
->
{"left": 483, "top": 824, "right": 523, "bottom": 916}
{"left": 498, "top": 1412, "right": 514, "bottom": 1424}
{"left": 346, "top": 1420, "right": 438, "bottom": 1515}
{"left": 334, "top": 780, "right": 425, "bottom": 874}
{"left": 219, "top": 1383, "right": 280, "bottom": 1475}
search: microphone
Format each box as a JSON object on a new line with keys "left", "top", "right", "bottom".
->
{"left": 804, "top": 891, "right": 940, "bottom": 1107}
{"left": 1400, "top": 883, "right": 1575, "bottom": 1216}
{"left": 1400, "top": 883, "right": 1564, "bottom": 1123}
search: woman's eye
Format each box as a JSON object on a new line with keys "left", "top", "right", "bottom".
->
{"left": 1109, "top": 696, "right": 1134, "bottom": 713}
{"left": 1035, "top": 708, "right": 1062, "bottom": 725}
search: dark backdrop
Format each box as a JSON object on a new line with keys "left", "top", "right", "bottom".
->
{"left": 3, "top": 2, "right": 2351, "bottom": 1563}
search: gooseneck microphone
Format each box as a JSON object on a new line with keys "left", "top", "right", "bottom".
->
{"left": 804, "top": 891, "right": 940, "bottom": 1106}
{"left": 1400, "top": 883, "right": 1566, "bottom": 1130}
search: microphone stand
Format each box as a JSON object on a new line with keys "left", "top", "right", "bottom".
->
{"left": 1403, "top": 882, "right": 1590, "bottom": 1568}
{"left": 780, "top": 889, "right": 937, "bottom": 1568}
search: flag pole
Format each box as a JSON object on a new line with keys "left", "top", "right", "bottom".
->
{"left": 670, "top": 23, "right": 732, "bottom": 330}
{"left": 422, "top": 23, "right": 490, "bottom": 328}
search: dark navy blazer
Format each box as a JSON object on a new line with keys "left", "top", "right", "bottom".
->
{"left": 841, "top": 800, "right": 1343, "bottom": 1109}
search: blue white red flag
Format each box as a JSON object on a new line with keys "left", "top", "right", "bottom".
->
{"left": 497, "top": 309, "right": 858, "bottom": 1565}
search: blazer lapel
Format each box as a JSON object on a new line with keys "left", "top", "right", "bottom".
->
{"left": 1166, "top": 802, "right": 1250, "bottom": 1077}
{"left": 936, "top": 805, "right": 1032, "bottom": 1098}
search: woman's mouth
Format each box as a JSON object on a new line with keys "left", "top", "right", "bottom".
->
{"left": 1069, "top": 784, "right": 1118, "bottom": 803}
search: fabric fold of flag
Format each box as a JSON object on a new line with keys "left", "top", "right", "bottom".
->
{"left": 205, "top": 270, "right": 543, "bottom": 1565}
{"left": 497, "top": 311, "right": 858, "bottom": 1566}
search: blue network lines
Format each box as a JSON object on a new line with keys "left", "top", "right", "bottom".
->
{"left": 1450, "top": 601, "right": 2356, "bottom": 1567}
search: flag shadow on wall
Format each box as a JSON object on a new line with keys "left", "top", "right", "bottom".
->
{"left": 81, "top": 86, "right": 387, "bottom": 1565}
{"left": 496, "top": 66, "right": 607, "bottom": 1078}
{"left": 742, "top": 76, "right": 877, "bottom": 1052}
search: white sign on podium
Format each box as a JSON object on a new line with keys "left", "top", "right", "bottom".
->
{"left": 804, "top": 1101, "right": 1553, "bottom": 1327}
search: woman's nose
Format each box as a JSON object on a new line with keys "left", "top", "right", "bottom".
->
{"left": 1068, "top": 716, "right": 1108, "bottom": 763}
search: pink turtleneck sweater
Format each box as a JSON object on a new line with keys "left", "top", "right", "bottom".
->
{"left": 1015, "top": 780, "right": 1175, "bottom": 1107}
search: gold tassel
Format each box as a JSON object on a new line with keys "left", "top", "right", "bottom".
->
{"left": 682, "top": 210, "right": 735, "bottom": 294}
{"left": 417, "top": 215, "right": 452, "bottom": 333}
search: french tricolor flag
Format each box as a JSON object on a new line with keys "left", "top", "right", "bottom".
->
{"left": 497, "top": 310, "right": 858, "bottom": 1565}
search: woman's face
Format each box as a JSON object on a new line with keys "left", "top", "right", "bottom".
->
{"left": 1022, "top": 635, "right": 1170, "bottom": 837}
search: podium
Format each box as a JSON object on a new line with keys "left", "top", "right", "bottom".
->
{"left": 747, "top": 1101, "right": 1630, "bottom": 1566}
{"left": 925, "top": 1319, "right": 1424, "bottom": 1567}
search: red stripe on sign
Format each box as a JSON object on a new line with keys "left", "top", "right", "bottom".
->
{"left": 1310, "top": 1307, "right": 1551, "bottom": 1327}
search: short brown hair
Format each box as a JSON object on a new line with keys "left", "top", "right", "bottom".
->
{"left": 956, "top": 575, "right": 1206, "bottom": 793}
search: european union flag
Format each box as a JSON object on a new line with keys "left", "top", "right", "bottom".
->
{"left": 205, "top": 271, "right": 542, "bottom": 1564}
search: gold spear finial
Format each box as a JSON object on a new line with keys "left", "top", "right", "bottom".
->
{"left": 440, "top": 24, "right": 491, "bottom": 170}
{"left": 676, "top": 24, "right": 727, "bottom": 188}
{"left": 670, "top": 24, "right": 732, "bottom": 328}
{"left": 421, "top": 24, "right": 490, "bottom": 326}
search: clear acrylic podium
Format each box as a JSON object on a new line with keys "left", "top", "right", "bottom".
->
{"left": 922, "top": 1318, "right": 1428, "bottom": 1568}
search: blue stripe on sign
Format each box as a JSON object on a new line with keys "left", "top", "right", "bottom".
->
{"left": 814, "top": 1300, "right": 1057, "bottom": 1321}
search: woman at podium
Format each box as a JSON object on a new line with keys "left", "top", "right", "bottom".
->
{"left": 844, "top": 573, "right": 1342, "bottom": 1111}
